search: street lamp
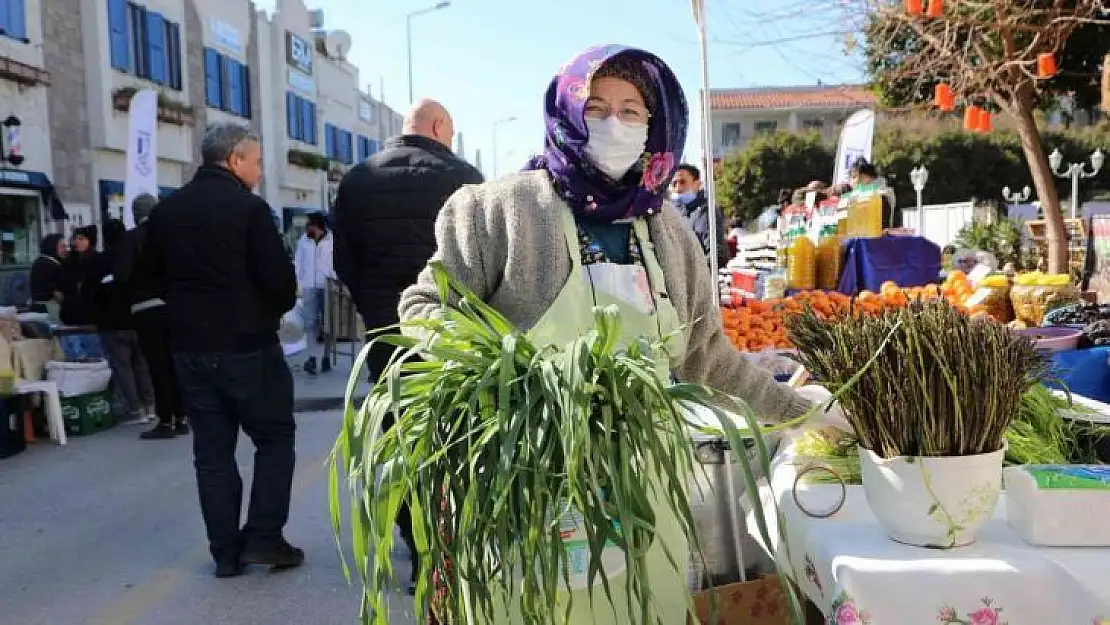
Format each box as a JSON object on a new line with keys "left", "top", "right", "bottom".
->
{"left": 909, "top": 165, "right": 928, "bottom": 234}
{"left": 406, "top": 1, "right": 450, "bottom": 104}
{"left": 491, "top": 116, "right": 518, "bottom": 177}
{"left": 1048, "top": 148, "right": 1104, "bottom": 219}
{"left": 1002, "top": 185, "right": 1032, "bottom": 203}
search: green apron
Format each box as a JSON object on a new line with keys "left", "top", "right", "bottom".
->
{"left": 479, "top": 207, "right": 691, "bottom": 624}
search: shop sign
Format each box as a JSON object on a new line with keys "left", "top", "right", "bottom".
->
{"left": 358, "top": 99, "right": 374, "bottom": 123}
{"left": 210, "top": 19, "right": 243, "bottom": 55}
{"left": 287, "top": 68, "right": 315, "bottom": 95}
{"left": 286, "top": 31, "right": 313, "bottom": 75}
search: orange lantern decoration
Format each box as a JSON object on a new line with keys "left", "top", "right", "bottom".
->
{"left": 977, "top": 109, "right": 993, "bottom": 133}
{"left": 926, "top": 0, "right": 944, "bottom": 18}
{"left": 906, "top": 0, "right": 924, "bottom": 15}
{"left": 935, "top": 83, "right": 956, "bottom": 111}
{"left": 963, "top": 106, "right": 982, "bottom": 131}
{"left": 1037, "top": 53, "right": 1058, "bottom": 79}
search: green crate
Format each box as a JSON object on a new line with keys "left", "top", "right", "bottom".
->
{"left": 62, "top": 391, "right": 118, "bottom": 436}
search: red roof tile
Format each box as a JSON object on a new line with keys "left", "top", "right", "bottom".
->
{"left": 709, "top": 85, "right": 877, "bottom": 111}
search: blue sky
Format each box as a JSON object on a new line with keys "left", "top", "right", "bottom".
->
{"left": 257, "top": 0, "right": 863, "bottom": 177}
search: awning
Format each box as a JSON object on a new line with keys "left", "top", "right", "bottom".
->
{"left": 0, "top": 168, "right": 67, "bottom": 220}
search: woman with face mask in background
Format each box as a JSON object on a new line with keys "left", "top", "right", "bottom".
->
{"left": 400, "top": 45, "right": 811, "bottom": 623}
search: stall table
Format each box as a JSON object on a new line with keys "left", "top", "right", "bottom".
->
{"left": 744, "top": 437, "right": 1110, "bottom": 624}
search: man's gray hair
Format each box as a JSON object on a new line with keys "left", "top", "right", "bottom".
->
{"left": 201, "top": 122, "right": 259, "bottom": 166}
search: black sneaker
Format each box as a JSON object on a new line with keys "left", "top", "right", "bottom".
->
{"left": 140, "top": 424, "right": 176, "bottom": 440}
{"left": 173, "top": 421, "right": 190, "bottom": 436}
{"left": 320, "top": 356, "right": 331, "bottom": 373}
{"left": 215, "top": 559, "right": 243, "bottom": 578}
{"left": 241, "top": 539, "right": 304, "bottom": 570}
{"left": 303, "top": 357, "right": 317, "bottom": 375}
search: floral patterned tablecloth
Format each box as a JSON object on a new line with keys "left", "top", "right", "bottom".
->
{"left": 744, "top": 442, "right": 1110, "bottom": 625}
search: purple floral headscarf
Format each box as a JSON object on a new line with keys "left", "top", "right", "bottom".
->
{"left": 523, "top": 45, "right": 689, "bottom": 223}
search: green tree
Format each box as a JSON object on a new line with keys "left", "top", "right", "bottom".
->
{"left": 715, "top": 131, "right": 834, "bottom": 224}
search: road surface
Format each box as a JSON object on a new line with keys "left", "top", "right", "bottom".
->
{"left": 0, "top": 410, "right": 418, "bottom": 625}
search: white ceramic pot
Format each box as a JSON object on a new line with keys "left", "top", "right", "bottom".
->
{"left": 859, "top": 446, "right": 1004, "bottom": 548}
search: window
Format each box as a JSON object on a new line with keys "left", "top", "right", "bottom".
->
{"left": 803, "top": 118, "right": 825, "bottom": 131}
{"left": 107, "top": 0, "right": 184, "bottom": 91}
{"left": 0, "top": 0, "right": 27, "bottom": 41}
{"left": 754, "top": 121, "right": 778, "bottom": 134}
{"left": 325, "top": 125, "right": 354, "bottom": 164}
{"left": 357, "top": 135, "right": 380, "bottom": 161}
{"left": 203, "top": 48, "right": 251, "bottom": 118}
{"left": 721, "top": 123, "right": 741, "bottom": 147}
{"left": 0, "top": 194, "right": 40, "bottom": 267}
{"left": 286, "top": 92, "right": 317, "bottom": 145}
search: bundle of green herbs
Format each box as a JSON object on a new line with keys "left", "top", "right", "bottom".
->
{"left": 786, "top": 299, "right": 1052, "bottom": 459}
{"left": 328, "top": 263, "right": 807, "bottom": 625}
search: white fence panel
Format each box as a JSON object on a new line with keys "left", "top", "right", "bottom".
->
{"left": 901, "top": 202, "right": 975, "bottom": 249}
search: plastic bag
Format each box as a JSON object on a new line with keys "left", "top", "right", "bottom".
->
{"left": 1011, "top": 283, "right": 1080, "bottom": 326}
{"left": 45, "top": 359, "right": 112, "bottom": 398}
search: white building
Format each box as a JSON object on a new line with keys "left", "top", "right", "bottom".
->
{"left": 709, "top": 85, "right": 878, "bottom": 161}
{"left": 0, "top": 0, "right": 57, "bottom": 278}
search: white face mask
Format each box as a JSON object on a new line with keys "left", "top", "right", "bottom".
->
{"left": 584, "top": 117, "right": 648, "bottom": 181}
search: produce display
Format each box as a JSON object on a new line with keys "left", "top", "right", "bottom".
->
{"left": 1010, "top": 272, "right": 1080, "bottom": 327}
{"left": 721, "top": 274, "right": 987, "bottom": 352}
{"left": 794, "top": 385, "right": 1110, "bottom": 484}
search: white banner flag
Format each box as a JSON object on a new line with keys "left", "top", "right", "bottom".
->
{"left": 832, "top": 108, "right": 876, "bottom": 186}
{"left": 123, "top": 89, "right": 159, "bottom": 230}
{"left": 691, "top": 0, "right": 704, "bottom": 26}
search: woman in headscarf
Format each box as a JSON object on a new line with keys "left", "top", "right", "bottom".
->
{"left": 30, "top": 234, "right": 67, "bottom": 320}
{"left": 400, "top": 45, "right": 812, "bottom": 623}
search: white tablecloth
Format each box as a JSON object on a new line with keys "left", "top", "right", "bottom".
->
{"left": 744, "top": 441, "right": 1110, "bottom": 625}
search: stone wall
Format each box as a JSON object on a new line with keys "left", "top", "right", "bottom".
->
{"left": 42, "top": 0, "right": 93, "bottom": 205}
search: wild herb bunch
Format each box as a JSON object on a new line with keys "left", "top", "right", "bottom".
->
{"left": 786, "top": 299, "right": 1051, "bottom": 459}
{"left": 329, "top": 262, "right": 804, "bottom": 625}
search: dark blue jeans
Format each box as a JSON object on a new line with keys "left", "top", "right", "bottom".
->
{"left": 174, "top": 344, "right": 296, "bottom": 562}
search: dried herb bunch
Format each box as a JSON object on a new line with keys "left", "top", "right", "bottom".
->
{"left": 786, "top": 299, "right": 1052, "bottom": 459}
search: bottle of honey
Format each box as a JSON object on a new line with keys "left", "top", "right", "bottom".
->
{"left": 815, "top": 234, "right": 842, "bottom": 291}
{"left": 788, "top": 236, "right": 816, "bottom": 290}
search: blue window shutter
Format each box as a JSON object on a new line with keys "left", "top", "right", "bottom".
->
{"left": 224, "top": 57, "right": 241, "bottom": 115}
{"left": 145, "top": 12, "right": 166, "bottom": 83}
{"left": 7, "top": 0, "right": 26, "bottom": 39}
{"left": 240, "top": 64, "right": 252, "bottom": 119}
{"left": 307, "top": 102, "right": 317, "bottom": 145}
{"left": 204, "top": 48, "right": 221, "bottom": 107}
{"left": 286, "top": 92, "right": 297, "bottom": 138}
{"left": 167, "top": 22, "right": 182, "bottom": 89}
{"left": 300, "top": 100, "right": 314, "bottom": 144}
{"left": 324, "top": 124, "right": 334, "bottom": 158}
{"left": 344, "top": 131, "right": 353, "bottom": 164}
{"left": 107, "top": 0, "right": 129, "bottom": 70}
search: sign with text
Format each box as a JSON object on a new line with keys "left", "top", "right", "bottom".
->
{"left": 358, "top": 99, "right": 374, "bottom": 122}
{"left": 285, "top": 31, "right": 313, "bottom": 75}
{"left": 123, "top": 89, "right": 158, "bottom": 230}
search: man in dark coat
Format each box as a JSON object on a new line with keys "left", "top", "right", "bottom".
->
{"left": 331, "top": 97, "right": 482, "bottom": 594}
{"left": 142, "top": 122, "right": 300, "bottom": 578}
{"left": 671, "top": 164, "right": 729, "bottom": 268}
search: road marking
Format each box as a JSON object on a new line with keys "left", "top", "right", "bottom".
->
{"left": 85, "top": 454, "right": 331, "bottom": 625}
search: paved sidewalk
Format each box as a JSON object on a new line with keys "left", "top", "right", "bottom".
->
{"left": 289, "top": 342, "right": 367, "bottom": 413}
{"left": 0, "top": 410, "right": 418, "bottom": 625}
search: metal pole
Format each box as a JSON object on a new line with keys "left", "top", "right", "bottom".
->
{"left": 1071, "top": 165, "right": 1080, "bottom": 220}
{"left": 406, "top": 15, "right": 414, "bottom": 104}
{"left": 696, "top": 5, "right": 719, "bottom": 303}
{"left": 916, "top": 188, "right": 923, "bottom": 235}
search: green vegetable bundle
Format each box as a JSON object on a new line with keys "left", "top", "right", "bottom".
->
{"left": 328, "top": 262, "right": 806, "bottom": 625}
{"left": 787, "top": 299, "right": 1052, "bottom": 459}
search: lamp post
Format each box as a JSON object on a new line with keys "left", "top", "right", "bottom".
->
{"left": 1002, "top": 185, "right": 1032, "bottom": 204}
{"left": 909, "top": 165, "right": 928, "bottom": 235}
{"left": 406, "top": 1, "right": 450, "bottom": 104}
{"left": 491, "top": 116, "right": 517, "bottom": 177}
{"left": 1048, "top": 148, "right": 1104, "bottom": 219}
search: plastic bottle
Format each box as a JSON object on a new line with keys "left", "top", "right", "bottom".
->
{"left": 815, "top": 234, "right": 843, "bottom": 291}
{"left": 788, "top": 236, "right": 816, "bottom": 290}
{"left": 848, "top": 194, "right": 883, "bottom": 238}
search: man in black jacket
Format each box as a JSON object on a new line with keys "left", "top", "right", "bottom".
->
{"left": 332, "top": 98, "right": 482, "bottom": 593}
{"left": 143, "top": 122, "right": 300, "bottom": 578}
{"left": 671, "top": 164, "right": 729, "bottom": 268}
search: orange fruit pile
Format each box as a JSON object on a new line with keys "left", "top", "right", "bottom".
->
{"left": 721, "top": 275, "right": 987, "bottom": 352}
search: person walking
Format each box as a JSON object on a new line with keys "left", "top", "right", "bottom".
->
{"left": 88, "top": 218, "right": 155, "bottom": 426}
{"left": 292, "top": 212, "right": 334, "bottom": 375}
{"left": 332, "top": 97, "right": 482, "bottom": 593}
{"left": 142, "top": 122, "right": 300, "bottom": 578}
{"left": 115, "top": 193, "right": 190, "bottom": 440}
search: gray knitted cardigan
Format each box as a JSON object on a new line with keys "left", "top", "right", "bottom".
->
{"left": 399, "top": 170, "right": 812, "bottom": 423}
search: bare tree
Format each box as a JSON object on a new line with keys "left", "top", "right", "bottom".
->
{"left": 854, "top": 0, "right": 1109, "bottom": 272}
